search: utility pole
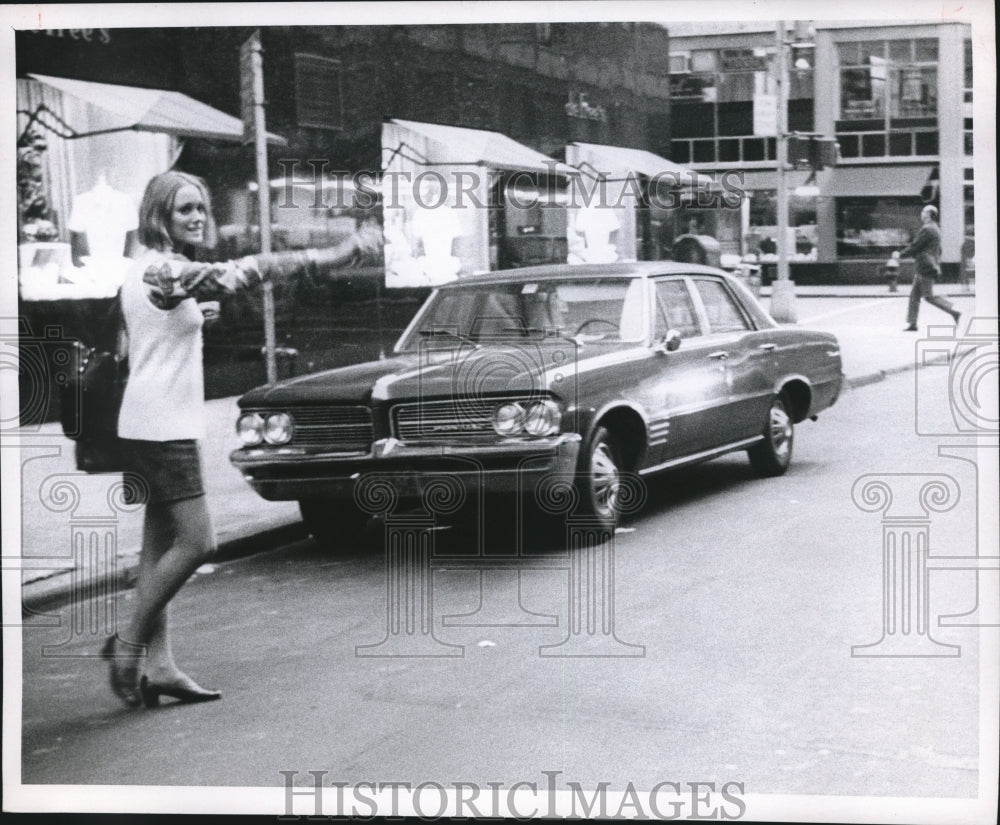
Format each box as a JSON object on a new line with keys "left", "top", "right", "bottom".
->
{"left": 770, "top": 20, "right": 798, "bottom": 323}
{"left": 241, "top": 29, "right": 277, "bottom": 383}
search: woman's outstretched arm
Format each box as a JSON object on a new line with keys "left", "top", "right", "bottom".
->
{"left": 142, "top": 221, "right": 383, "bottom": 310}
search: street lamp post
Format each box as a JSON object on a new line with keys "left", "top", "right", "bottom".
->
{"left": 770, "top": 20, "right": 798, "bottom": 323}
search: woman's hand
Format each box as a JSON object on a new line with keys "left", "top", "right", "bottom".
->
{"left": 353, "top": 221, "right": 384, "bottom": 259}
{"left": 198, "top": 301, "right": 221, "bottom": 326}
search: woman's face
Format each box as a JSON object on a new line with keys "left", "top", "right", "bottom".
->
{"left": 168, "top": 184, "right": 207, "bottom": 248}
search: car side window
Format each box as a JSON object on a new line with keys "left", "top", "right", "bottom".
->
{"left": 693, "top": 278, "right": 751, "bottom": 334}
{"left": 654, "top": 279, "right": 701, "bottom": 338}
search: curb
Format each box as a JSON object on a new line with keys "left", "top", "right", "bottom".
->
{"left": 757, "top": 290, "right": 975, "bottom": 299}
{"left": 844, "top": 352, "right": 950, "bottom": 391}
{"left": 21, "top": 518, "right": 308, "bottom": 614}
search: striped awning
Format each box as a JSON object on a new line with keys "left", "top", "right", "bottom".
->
{"left": 387, "top": 118, "right": 570, "bottom": 175}
{"left": 28, "top": 73, "right": 286, "bottom": 145}
{"left": 568, "top": 142, "right": 719, "bottom": 189}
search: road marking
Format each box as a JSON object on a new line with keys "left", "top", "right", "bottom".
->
{"left": 799, "top": 299, "right": 894, "bottom": 324}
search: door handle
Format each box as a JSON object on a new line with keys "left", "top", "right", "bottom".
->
{"left": 758, "top": 343, "right": 777, "bottom": 352}
{"left": 708, "top": 351, "right": 728, "bottom": 360}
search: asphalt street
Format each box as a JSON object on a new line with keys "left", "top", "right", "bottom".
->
{"left": 19, "top": 368, "right": 982, "bottom": 801}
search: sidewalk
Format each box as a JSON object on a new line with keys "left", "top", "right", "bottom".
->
{"left": 758, "top": 283, "right": 976, "bottom": 299}
{"left": 17, "top": 286, "right": 980, "bottom": 611}
{"left": 16, "top": 397, "right": 304, "bottom": 600}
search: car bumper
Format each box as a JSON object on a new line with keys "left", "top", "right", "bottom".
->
{"left": 230, "top": 434, "right": 583, "bottom": 502}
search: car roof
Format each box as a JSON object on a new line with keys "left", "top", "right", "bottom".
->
{"left": 438, "top": 261, "right": 732, "bottom": 287}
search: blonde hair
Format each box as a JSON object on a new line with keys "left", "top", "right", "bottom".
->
{"left": 138, "top": 171, "right": 218, "bottom": 252}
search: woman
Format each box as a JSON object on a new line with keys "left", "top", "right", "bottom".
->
{"left": 103, "top": 171, "right": 378, "bottom": 708}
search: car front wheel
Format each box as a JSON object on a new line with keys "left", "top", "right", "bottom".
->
{"left": 747, "top": 393, "right": 794, "bottom": 476}
{"left": 298, "top": 499, "right": 370, "bottom": 550}
{"left": 576, "top": 426, "right": 623, "bottom": 530}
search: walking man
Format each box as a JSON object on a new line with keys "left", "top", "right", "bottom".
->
{"left": 901, "top": 205, "right": 961, "bottom": 331}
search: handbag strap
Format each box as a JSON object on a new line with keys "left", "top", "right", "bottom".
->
{"left": 110, "top": 288, "right": 129, "bottom": 361}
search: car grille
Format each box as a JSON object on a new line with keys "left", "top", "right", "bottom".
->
{"left": 248, "top": 406, "right": 373, "bottom": 450}
{"left": 394, "top": 399, "right": 494, "bottom": 440}
{"left": 392, "top": 396, "right": 546, "bottom": 441}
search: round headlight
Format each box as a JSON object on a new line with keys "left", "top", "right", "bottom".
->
{"left": 492, "top": 402, "right": 525, "bottom": 436}
{"left": 523, "top": 400, "right": 561, "bottom": 436}
{"left": 264, "top": 412, "right": 294, "bottom": 445}
{"left": 236, "top": 412, "right": 265, "bottom": 446}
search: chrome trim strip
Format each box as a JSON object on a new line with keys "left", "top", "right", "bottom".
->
{"left": 638, "top": 436, "right": 764, "bottom": 476}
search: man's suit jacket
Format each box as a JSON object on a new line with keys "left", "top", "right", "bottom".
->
{"left": 901, "top": 221, "right": 942, "bottom": 277}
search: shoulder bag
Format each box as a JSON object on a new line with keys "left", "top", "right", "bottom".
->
{"left": 60, "top": 291, "right": 129, "bottom": 473}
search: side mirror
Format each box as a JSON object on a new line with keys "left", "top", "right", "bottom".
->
{"left": 653, "top": 329, "right": 682, "bottom": 354}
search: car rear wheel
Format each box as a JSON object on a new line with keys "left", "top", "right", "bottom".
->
{"left": 576, "top": 426, "right": 623, "bottom": 531}
{"left": 747, "top": 393, "right": 794, "bottom": 476}
{"left": 298, "top": 499, "right": 370, "bottom": 550}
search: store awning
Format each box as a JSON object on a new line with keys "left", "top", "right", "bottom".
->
{"left": 27, "top": 73, "right": 286, "bottom": 145}
{"left": 724, "top": 169, "right": 815, "bottom": 191}
{"left": 387, "top": 118, "right": 569, "bottom": 175}
{"left": 821, "top": 165, "right": 934, "bottom": 198}
{"left": 568, "top": 141, "right": 718, "bottom": 189}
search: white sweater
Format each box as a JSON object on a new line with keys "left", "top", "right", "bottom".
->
{"left": 117, "top": 250, "right": 206, "bottom": 441}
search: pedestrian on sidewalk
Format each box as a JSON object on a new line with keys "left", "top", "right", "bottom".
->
{"left": 103, "top": 171, "right": 379, "bottom": 708}
{"left": 900, "top": 205, "right": 961, "bottom": 331}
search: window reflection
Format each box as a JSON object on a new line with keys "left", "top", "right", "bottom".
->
{"left": 402, "top": 278, "right": 649, "bottom": 348}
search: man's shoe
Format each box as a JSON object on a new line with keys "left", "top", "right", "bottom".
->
{"left": 903, "top": 325, "right": 918, "bottom": 331}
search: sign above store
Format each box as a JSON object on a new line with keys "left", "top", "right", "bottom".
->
{"left": 565, "top": 92, "right": 608, "bottom": 123}
{"left": 670, "top": 74, "right": 715, "bottom": 101}
{"left": 720, "top": 49, "right": 769, "bottom": 73}
{"left": 26, "top": 28, "right": 111, "bottom": 43}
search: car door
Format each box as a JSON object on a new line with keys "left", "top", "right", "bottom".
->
{"left": 647, "top": 276, "right": 732, "bottom": 461}
{"left": 689, "top": 276, "right": 777, "bottom": 443}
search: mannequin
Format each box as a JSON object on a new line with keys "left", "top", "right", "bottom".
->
{"left": 69, "top": 172, "right": 138, "bottom": 266}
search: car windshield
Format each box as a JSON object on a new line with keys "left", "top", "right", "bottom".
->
{"left": 397, "top": 278, "right": 647, "bottom": 350}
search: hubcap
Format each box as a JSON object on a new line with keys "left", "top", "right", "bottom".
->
{"left": 590, "top": 441, "right": 620, "bottom": 516}
{"left": 770, "top": 402, "right": 792, "bottom": 460}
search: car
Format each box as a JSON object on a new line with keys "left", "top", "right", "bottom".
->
{"left": 230, "top": 262, "right": 843, "bottom": 543}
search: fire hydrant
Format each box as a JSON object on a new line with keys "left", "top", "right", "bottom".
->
{"left": 884, "top": 251, "right": 900, "bottom": 293}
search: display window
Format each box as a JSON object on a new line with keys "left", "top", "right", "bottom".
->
{"left": 835, "top": 196, "right": 925, "bottom": 258}
{"left": 837, "top": 38, "right": 938, "bottom": 123}
{"left": 744, "top": 189, "right": 818, "bottom": 261}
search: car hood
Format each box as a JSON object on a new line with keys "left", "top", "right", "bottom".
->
{"left": 237, "top": 341, "right": 617, "bottom": 407}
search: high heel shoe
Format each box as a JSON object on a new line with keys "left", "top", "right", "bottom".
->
{"left": 100, "top": 636, "right": 142, "bottom": 708}
{"left": 139, "top": 674, "right": 222, "bottom": 708}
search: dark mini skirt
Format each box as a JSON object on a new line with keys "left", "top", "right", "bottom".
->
{"left": 119, "top": 438, "right": 205, "bottom": 505}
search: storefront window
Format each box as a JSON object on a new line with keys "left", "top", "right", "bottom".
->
{"left": 836, "top": 197, "right": 924, "bottom": 258}
{"left": 745, "top": 189, "right": 818, "bottom": 260}
{"left": 890, "top": 66, "right": 936, "bottom": 119}
{"left": 914, "top": 38, "right": 939, "bottom": 62}
{"left": 672, "top": 47, "right": 812, "bottom": 164}
{"left": 888, "top": 40, "right": 911, "bottom": 62}
{"left": 837, "top": 37, "right": 939, "bottom": 161}
{"left": 841, "top": 66, "right": 886, "bottom": 120}
{"left": 838, "top": 38, "right": 937, "bottom": 122}
{"left": 500, "top": 177, "right": 569, "bottom": 269}
{"left": 690, "top": 50, "right": 716, "bottom": 73}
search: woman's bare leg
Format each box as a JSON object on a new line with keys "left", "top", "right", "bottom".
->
{"left": 124, "top": 495, "right": 215, "bottom": 681}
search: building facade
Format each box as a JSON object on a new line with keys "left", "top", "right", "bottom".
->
{"left": 15, "top": 23, "right": 684, "bottom": 407}
{"left": 667, "top": 20, "right": 973, "bottom": 281}
{"left": 16, "top": 23, "right": 673, "bottom": 231}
